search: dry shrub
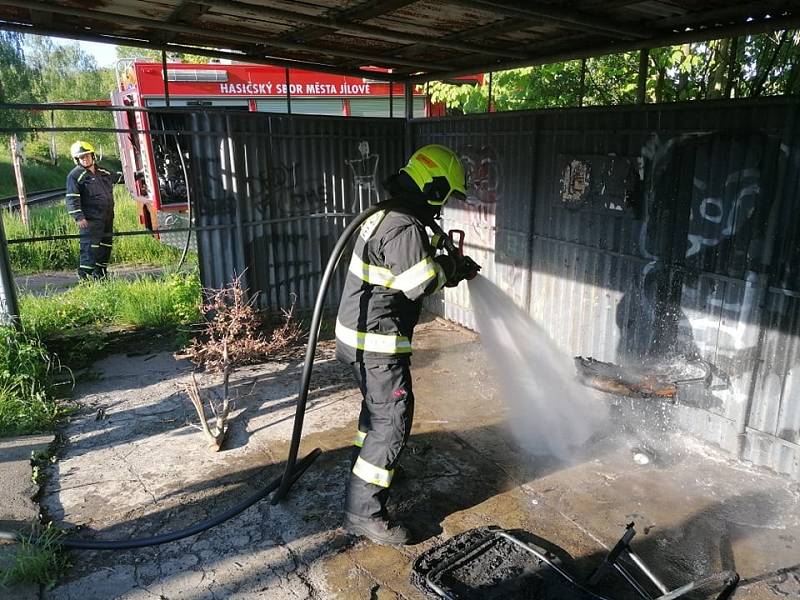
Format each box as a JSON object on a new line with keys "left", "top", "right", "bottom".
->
{"left": 181, "top": 275, "right": 304, "bottom": 371}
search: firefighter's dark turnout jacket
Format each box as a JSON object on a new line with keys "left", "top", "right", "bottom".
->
{"left": 336, "top": 198, "right": 447, "bottom": 518}
{"left": 66, "top": 165, "right": 122, "bottom": 278}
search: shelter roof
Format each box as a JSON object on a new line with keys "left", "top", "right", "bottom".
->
{"left": 1, "top": 1, "right": 798, "bottom": 81}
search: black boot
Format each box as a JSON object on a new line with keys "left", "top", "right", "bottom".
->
{"left": 343, "top": 512, "right": 410, "bottom": 545}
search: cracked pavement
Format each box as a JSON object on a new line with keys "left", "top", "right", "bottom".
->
{"left": 38, "top": 318, "right": 800, "bottom": 599}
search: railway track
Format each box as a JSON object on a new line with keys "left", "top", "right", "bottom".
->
{"left": 0, "top": 188, "right": 65, "bottom": 210}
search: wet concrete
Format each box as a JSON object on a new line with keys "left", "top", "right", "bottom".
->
{"left": 35, "top": 316, "right": 800, "bottom": 599}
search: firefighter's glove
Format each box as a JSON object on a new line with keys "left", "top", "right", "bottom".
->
{"left": 434, "top": 254, "right": 458, "bottom": 287}
{"left": 434, "top": 254, "right": 481, "bottom": 288}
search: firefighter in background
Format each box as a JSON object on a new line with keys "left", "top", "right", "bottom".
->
{"left": 66, "top": 141, "right": 123, "bottom": 280}
{"left": 337, "top": 144, "right": 480, "bottom": 545}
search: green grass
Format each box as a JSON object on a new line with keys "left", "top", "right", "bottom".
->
{"left": 0, "top": 524, "right": 70, "bottom": 590}
{"left": 0, "top": 152, "right": 122, "bottom": 198}
{"left": 0, "top": 327, "right": 66, "bottom": 437}
{"left": 0, "top": 155, "right": 70, "bottom": 198}
{"left": 0, "top": 270, "right": 201, "bottom": 438}
{"left": 20, "top": 270, "right": 202, "bottom": 338}
{"left": 4, "top": 187, "right": 191, "bottom": 274}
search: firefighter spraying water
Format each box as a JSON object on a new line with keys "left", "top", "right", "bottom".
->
{"left": 335, "top": 144, "right": 480, "bottom": 545}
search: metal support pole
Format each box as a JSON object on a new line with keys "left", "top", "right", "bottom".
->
{"left": 49, "top": 111, "right": 57, "bottom": 166}
{"left": 389, "top": 81, "right": 394, "bottom": 117}
{"left": 487, "top": 71, "right": 493, "bottom": 113}
{"left": 0, "top": 215, "right": 20, "bottom": 330}
{"left": 161, "top": 50, "right": 170, "bottom": 107}
{"left": 637, "top": 48, "right": 649, "bottom": 104}
{"left": 578, "top": 58, "right": 586, "bottom": 107}
{"left": 404, "top": 82, "right": 414, "bottom": 156}
{"left": 285, "top": 68, "right": 292, "bottom": 114}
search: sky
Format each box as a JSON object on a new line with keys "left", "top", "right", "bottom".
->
{"left": 78, "top": 40, "right": 118, "bottom": 67}
{"left": 49, "top": 36, "right": 118, "bottom": 68}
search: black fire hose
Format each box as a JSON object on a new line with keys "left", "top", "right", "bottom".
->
{"left": 62, "top": 448, "right": 320, "bottom": 550}
{"left": 272, "top": 199, "right": 404, "bottom": 503}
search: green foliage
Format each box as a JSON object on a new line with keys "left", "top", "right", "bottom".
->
{"left": 0, "top": 32, "right": 42, "bottom": 134}
{"left": 427, "top": 79, "right": 487, "bottom": 114}
{"left": 3, "top": 187, "right": 188, "bottom": 273}
{"left": 115, "top": 45, "right": 213, "bottom": 64}
{"left": 427, "top": 31, "right": 800, "bottom": 114}
{"left": 0, "top": 524, "right": 69, "bottom": 589}
{"left": 30, "top": 448, "right": 56, "bottom": 486}
{"left": 20, "top": 270, "right": 202, "bottom": 338}
{"left": 26, "top": 36, "right": 118, "bottom": 160}
{"left": 167, "top": 269, "right": 203, "bottom": 325}
{"left": 23, "top": 139, "right": 55, "bottom": 165}
{"left": 0, "top": 327, "right": 65, "bottom": 437}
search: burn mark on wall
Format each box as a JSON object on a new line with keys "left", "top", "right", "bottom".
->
{"left": 558, "top": 154, "right": 642, "bottom": 213}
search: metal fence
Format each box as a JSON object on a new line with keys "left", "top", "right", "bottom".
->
{"left": 412, "top": 98, "right": 800, "bottom": 479}
{"left": 176, "top": 111, "right": 406, "bottom": 310}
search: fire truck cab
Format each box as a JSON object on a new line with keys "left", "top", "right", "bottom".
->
{"left": 111, "top": 60, "right": 435, "bottom": 233}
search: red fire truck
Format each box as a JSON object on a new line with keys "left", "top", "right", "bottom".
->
{"left": 111, "top": 60, "right": 445, "bottom": 231}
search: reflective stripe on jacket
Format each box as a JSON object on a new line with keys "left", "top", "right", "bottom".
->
{"left": 335, "top": 202, "right": 446, "bottom": 364}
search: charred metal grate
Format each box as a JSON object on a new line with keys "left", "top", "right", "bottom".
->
{"left": 411, "top": 527, "right": 597, "bottom": 600}
{"left": 411, "top": 524, "right": 740, "bottom": 600}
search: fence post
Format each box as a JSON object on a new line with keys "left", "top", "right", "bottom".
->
{"left": 10, "top": 135, "right": 29, "bottom": 228}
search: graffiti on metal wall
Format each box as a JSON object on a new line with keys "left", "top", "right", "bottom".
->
{"left": 616, "top": 132, "right": 779, "bottom": 411}
{"left": 639, "top": 133, "right": 764, "bottom": 310}
{"left": 454, "top": 145, "right": 527, "bottom": 301}
{"left": 265, "top": 161, "right": 329, "bottom": 216}
{"left": 459, "top": 144, "right": 502, "bottom": 210}
{"left": 449, "top": 144, "right": 501, "bottom": 243}
{"left": 263, "top": 141, "right": 382, "bottom": 215}
{"left": 346, "top": 140, "right": 381, "bottom": 210}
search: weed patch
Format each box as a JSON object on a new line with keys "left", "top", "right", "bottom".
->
{"left": 0, "top": 524, "right": 70, "bottom": 590}
{"left": 181, "top": 276, "right": 304, "bottom": 370}
{"left": 0, "top": 327, "right": 68, "bottom": 437}
{"left": 31, "top": 447, "right": 57, "bottom": 487}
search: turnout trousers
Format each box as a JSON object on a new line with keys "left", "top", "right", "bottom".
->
{"left": 345, "top": 362, "right": 415, "bottom": 519}
{"left": 78, "top": 212, "right": 114, "bottom": 279}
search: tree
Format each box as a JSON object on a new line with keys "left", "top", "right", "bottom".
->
{"left": 26, "top": 36, "right": 118, "bottom": 158}
{"left": 0, "top": 32, "right": 41, "bottom": 135}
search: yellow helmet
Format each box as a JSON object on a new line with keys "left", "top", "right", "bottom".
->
{"left": 400, "top": 144, "right": 466, "bottom": 206}
{"left": 70, "top": 140, "right": 96, "bottom": 162}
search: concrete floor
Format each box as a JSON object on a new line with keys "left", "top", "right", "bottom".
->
{"left": 38, "top": 315, "right": 800, "bottom": 599}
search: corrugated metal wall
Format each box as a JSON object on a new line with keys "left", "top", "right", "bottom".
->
{"left": 173, "top": 111, "right": 405, "bottom": 310}
{"left": 412, "top": 99, "right": 800, "bottom": 479}
{"left": 175, "top": 100, "right": 799, "bottom": 479}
